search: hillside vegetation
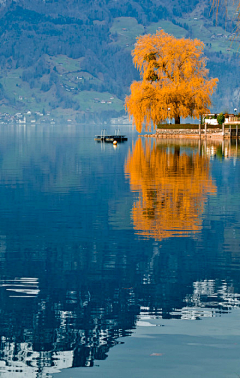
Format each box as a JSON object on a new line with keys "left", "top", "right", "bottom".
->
{"left": 0, "top": 0, "right": 238, "bottom": 122}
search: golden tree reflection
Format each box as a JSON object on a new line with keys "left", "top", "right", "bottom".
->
{"left": 125, "top": 139, "right": 217, "bottom": 240}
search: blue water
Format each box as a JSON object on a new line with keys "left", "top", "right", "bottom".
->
{"left": 0, "top": 124, "right": 239, "bottom": 377}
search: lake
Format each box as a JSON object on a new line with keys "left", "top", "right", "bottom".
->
{"left": 0, "top": 124, "right": 239, "bottom": 378}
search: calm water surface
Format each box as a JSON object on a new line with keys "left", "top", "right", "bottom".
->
{"left": 0, "top": 124, "right": 239, "bottom": 377}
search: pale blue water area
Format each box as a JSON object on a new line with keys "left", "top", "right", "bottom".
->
{"left": 0, "top": 124, "right": 239, "bottom": 377}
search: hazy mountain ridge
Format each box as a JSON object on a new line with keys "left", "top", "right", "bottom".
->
{"left": 0, "top": 0, "right": 238, "bottom": 122}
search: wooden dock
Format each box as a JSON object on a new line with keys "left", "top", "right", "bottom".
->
{"left": 94, "top": 130, "right": 128, "bottom": 143}
{"left": 222, "top": 122, "right": 240, "bottom": 138}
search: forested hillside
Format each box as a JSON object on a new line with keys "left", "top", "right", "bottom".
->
{"left": 0, "top": 0, "right": 238, "bottom": 122}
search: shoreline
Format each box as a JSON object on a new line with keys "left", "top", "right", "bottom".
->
{"left": 145, "top": 128, "right": 229, "bottom": 140}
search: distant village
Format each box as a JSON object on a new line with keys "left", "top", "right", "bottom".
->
{"left": 0, "top": 111, "right": 58, "bottom": 124}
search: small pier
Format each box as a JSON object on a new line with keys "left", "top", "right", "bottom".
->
{"left": 95, "top": 129, "right": 128, "bottom": 143}
{"left": 222, "top": 122, "right": 240, "bottom": 139}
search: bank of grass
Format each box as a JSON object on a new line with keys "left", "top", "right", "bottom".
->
{"left": 157, "top": 124, "right": 220, "bottom": 130}
{"left": 110, "top": 17, "right": 144, "bottom": 49}
{"left": 146, "top": 20, "right": 187, "bottom": 38}
{"left": 111, "top": 16, "right": 239, "bottom": 55}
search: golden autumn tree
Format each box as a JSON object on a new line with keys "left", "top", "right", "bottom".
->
{"left": 124, "top": 139, "right": 217, "bottom": 241}
{"left": 125, "top": 31, "right": 218, "bottom": 132}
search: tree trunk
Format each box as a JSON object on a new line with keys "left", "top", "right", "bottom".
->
{"left": 174, "top": 146, "right": 180, "bottom": 156}
{"left": 175, "top": 115, "right": 180, "bottom": 124}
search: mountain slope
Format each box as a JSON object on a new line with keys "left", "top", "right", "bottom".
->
{"left": 0, "top": 0, "right": 238, "bottom": 122}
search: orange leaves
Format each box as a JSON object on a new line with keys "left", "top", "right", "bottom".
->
{"left": 133, "top": 31, "right": 204, "bottom": 82}
{"left": 124, "top": 139, "right": 217, "bottom": 241}
{"left": 125, "top": 30, "right": 218, "bottom": 132}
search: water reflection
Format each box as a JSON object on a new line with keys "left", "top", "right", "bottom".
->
{"left": 0, "top": 126, "right": 239, "bottom": 377}
{"left": 201, "top": 139, "right": 240, "bottom": 160}
{"left": 125, "top": 138, "right": 217, "bottom": 240}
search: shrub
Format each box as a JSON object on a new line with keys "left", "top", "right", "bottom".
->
{"left": 217, "top": 112, "right": 225, "bottom": 126}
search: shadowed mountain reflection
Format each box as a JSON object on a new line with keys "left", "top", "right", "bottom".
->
{"left": 0, "top": 126, "right": 239, "bottom": 377}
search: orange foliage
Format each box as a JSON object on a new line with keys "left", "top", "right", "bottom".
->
{"left": 124, "top": 139, "right": 217, "bottom": 241}
{"left": 125, "top": 31, "right": 218, "bottom": 132}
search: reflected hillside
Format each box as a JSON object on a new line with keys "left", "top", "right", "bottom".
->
{"left": 0, "top": 127, "right": 239, "bottom": 377}
{"left": 0, "top": 124, "right": 122, "bottom": 193}
{"left": 0, "top": 124, "right": 85, "bottom": 193}
{"left": 125, "top": 139, "right": 217, "bottom": 240}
